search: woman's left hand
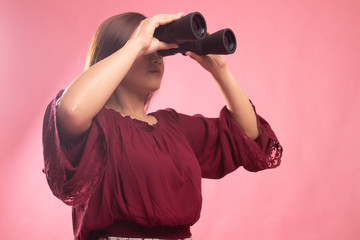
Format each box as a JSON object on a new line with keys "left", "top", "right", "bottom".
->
{"left": 185, "top": 51, "right": 228, "bottom": 78}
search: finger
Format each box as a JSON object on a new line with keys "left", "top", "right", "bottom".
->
{"left": 152, "top": 13, "right": 183, "bottom": 19}
{"left": 185, "top": 51, "right": 202, "bottom": 62}
{"left": 151, "top": 12, "right": 184, "bottom": 27}
{"left": 157, "top": 42, "right": 179, "bottom": 50}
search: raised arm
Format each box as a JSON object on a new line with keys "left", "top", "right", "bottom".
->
{"left": 186, "top": 52, "right": 260, "bottom": 140}
{"left": 57, "top": 13, "right": 183, "bottom": 139}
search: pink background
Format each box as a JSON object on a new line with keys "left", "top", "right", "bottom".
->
{"left": 1, "top": 0, "right": 359, "bottom": 239}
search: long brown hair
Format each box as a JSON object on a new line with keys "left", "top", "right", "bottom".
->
{"left": 85, "top": 12, "right": 157, "bottom": 109}
{"left": 85, "top": 12, "right": 146, "bottom": 69}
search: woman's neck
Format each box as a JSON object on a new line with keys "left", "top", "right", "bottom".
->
{"left": 105, "top": 86, "right": 149, "bottom": 120}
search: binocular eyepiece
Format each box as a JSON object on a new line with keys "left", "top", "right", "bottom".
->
{"left": 154, "top": 12, "right": 237, "bottom": 57}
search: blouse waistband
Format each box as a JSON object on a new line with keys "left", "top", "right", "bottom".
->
{"left": 99, "top": 237, "right": 192, "bottom": 240}
{"left": 96, "top": 219, "right": 192, "bottom": 240}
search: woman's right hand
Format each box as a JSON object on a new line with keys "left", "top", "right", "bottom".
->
{"left": 130, "top": 13, "right": 183, "bottom": 56}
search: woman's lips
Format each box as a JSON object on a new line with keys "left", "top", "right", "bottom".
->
{"left": 149, "top": 68, "right": 162, "bottom": 74}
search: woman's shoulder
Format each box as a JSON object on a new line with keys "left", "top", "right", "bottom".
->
{"left": 152, "top": 108, "right": 181, "bottom": 122}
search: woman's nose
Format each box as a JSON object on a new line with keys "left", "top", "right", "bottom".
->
{"left": 150, "top": 53, "right": 163, "bottom": 64}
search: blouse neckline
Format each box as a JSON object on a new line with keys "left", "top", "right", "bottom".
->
{"left": 104, "top": 107, "right": 161, "bottom": 130}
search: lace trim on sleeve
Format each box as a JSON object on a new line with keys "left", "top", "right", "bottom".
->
{"left": 42, "top": 91, "right": 108, "bottom": 206}
{"left": 262, "top": 138, "right": 283, "bottom": 169}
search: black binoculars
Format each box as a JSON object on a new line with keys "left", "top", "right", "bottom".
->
{"left": 154, "top": 12, "right": 237, "bottom": 57}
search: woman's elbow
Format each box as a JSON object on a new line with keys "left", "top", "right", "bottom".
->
{"left": 245, "top": 128, "right": 261, "bottom": 140}
{"left": 56, "top": 99, "right": 91, "bottom": 139}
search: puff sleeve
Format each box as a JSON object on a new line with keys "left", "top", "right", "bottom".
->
{"left": 177, "top": 106, "right": 283, "bottom": 179}
{"left": 42, "top": 91, "right": 107, "bottom": 206}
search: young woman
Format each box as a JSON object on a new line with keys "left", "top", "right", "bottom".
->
{"left": 42, "top": 12, "right": 282, "bottom": 240}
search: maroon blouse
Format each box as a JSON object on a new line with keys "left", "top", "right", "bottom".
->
{"left": 42, "top": 90, "right": 282, "bottom": 240}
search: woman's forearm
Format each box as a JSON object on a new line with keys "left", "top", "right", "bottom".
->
{"left": 57, "top": 40, "right": 142, "bottom": 138}
{"left": 212, "top": 67, "right": 260, "bottom": 140}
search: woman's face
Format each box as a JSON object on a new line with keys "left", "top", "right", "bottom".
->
{"left": 121, "top": 53, "right": 164, "bottom": 96}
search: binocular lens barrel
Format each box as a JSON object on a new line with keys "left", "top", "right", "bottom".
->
{"left": 191, "top": 14, "right": 206, "bottom": 38}
{"left": 224, "top": 30, "right": 236, "bottom": 53}
{"left": 154, "top": 12, "right": 207, "bottom": 43}
{"left": 154, "top": 12, "right": 237, "bottom": 56}
{"left": 157, "top": 28, "right": 237, "bottom": 56}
